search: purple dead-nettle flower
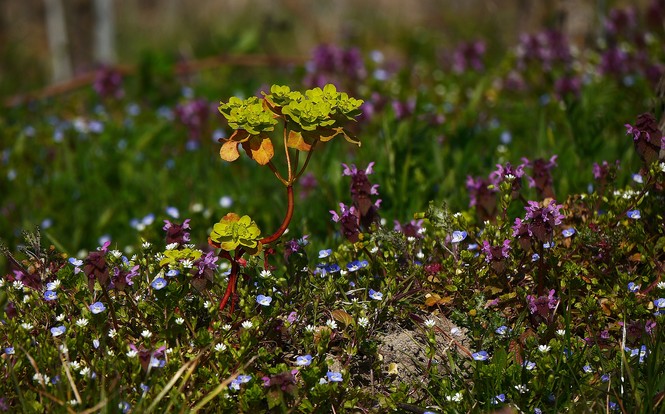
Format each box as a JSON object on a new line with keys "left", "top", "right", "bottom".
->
{"left": 527, "top": 290, "right": 559, "bottom": 321}
{"left": 625, "top": 113, "right": 664, "bottom": 165}
{"left": 163, "top": 219, "right": 191, "bottom": 244}
{"left": 452, "top": 40, "right": 486, "bottom": 73}
{"left": 627, "top": 210, "right": 641, "bottom": 219}
{"left": 628, "top": 282, "right": 640, "bottom": 293}
{"left": 472, "top": 351, "right": 490, "bottom": 361}
{"left": 394, "top": 219, "right": 424, "bottom": 238}
{"left": 522, "top": 155, "right": 558, "bottom": 199}
{"left": 89, "top": 302, "right": 106, "bottom": 314}
{"left": 110, "top": 264, "right": 140, "bottom": 291}
{"left": 44, "top": 290, "right": 57, "bottom": 301}
{"left": 554, "top": 75, "right": 582, "bottom": 99}
{"left": 93, "top": 66, "right": 124, "bottom": 99}
{"left": 256, "top": 295, "right": 272, "bottom": 306}
{"left": 193, "top": 251, "right": 218, "bottom": 277}
{"left": 517, "top": 200, "right": 565, "bottom": 243}
{"left": 295, "top": 354, "right": 313, "bottom": 366}
{"left": 481, "top": 240, "right": 511, "bottom": 263}
{"left": 330, "top": 203, "right": 361, "bottom": 242}
{"left": 342, "top": 162, "right": 382, "bottom": 229}
{"left": 466, "top": 176, "right": 498, "bottom": 220}
{"left": 369, "top": 289, "right": 383, "bottom": 300}
{"left": 151, "top": 277, "right": 167, "bottom": 290}
{"left": 175, "top": 98, "right": 210, "bottom": 141}
{"left": 489, "top": 162, "right": 528, "bottom": 193}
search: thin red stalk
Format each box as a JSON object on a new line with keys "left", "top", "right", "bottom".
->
{"left": 260, "top": 185, "right": 294, "bottom": 245}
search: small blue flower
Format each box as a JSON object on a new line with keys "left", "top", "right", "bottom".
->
{"left": 451, "top": 231, "right": 468, "bottom": 243}
{"left": 472, "top": 351, "right": 489, "bottom": 361}
{"left": 543, "top": 242, "right": 554, "bottom": 249}
{"left": 46, "top": 281, "right": 59, "bottom": 291}
{"left": 495, "top": 325, "right": 509, "bottom": 336}
{"left": 534, "top": 409, "right": 543, "bottom": 414}
{"left": 165, "top": 269, "right": 180, "bottom": 277}
{"left": 632, "top": 173, "right": 643, "bottom": 184}
{"left": 68, "top": 257, "right": 83, "bottom": 267}
{"left": 326, "top": 371, "right": 343, "bottom": 382}
{"left": 50, "top": 325, "right": 66, "bottom": 337}
{"left": 601, "top": 374, "right": 610, "bottom": 382}
{"left": 523, "top": 360, "right": 536, "bottom": 370}
{"left": 238, "top": 374, "right": 251, "bottom": 383}
{"left": 468, "top": 243, "right": 479, "bottom": 251}
{"left": 627, "top": 210, "right": 641, "bottom": 219}
{"left": 4, "top": 347, "right": 15, "bottom": 355}
{"left": 44, "top": 290, "right": 57, "bottom": 301}
{"left": 562, "top": 228, "right": 576, "bottom": 237}
{"left": 318, "top": 249, "right": 332, "bottom": 259}
{"left": 531, "top": 253, "right": 540, "bottom": 262}
{"left": 119, "top": 402, "right": 131, "bottom": 414}
{"left": 93, "top": 339, "right": 100, "bottom": 349}
{"left": 582, "top": 365, "right": 593, "bottom": 373}
{"left": 89, "top": 302, "right": 106, "bottom": 314}
{"left": 628, "top": 282, "right": 640, "bottom": 293}
{"left": 492, "top": 394, "right": 506, "bottom": 404}
{"left": 150, "top": 356, "right": 165, "bottom": 368}
{"left": 165, "top": 206, "right": 180, "bottom": 218}
{"left": 346, "top": 260, "right": 362, "bottom": 272}
{"left": 368, "top": 289, "right": 383, "bottom": 301}
{"left": 151, "top": 277, "right": 168, "bottom": 290}
{"left": 295, "top": 354, "right": 313, "bottom": 366}
{"left": 256, "top": 295, "right": 272, "bottom": 306}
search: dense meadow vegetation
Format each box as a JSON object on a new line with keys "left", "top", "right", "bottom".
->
{"left": 2, "top": 1, "right": 665, "bottom": 412}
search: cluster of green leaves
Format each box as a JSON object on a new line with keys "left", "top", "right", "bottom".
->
{"left": 218, "top": 84, "right": 363, "bottom": 166}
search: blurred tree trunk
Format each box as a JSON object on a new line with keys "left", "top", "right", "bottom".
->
{"left": 93, "top": 0, "right": 116, "bottom": 64}
{"left": 44, "top": 0, "right": 72, "bottom": 82}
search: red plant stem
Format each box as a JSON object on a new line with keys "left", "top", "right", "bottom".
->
{"left": 219, "top": 185, "right": 294, "bottom": 312}
{"left": 260, "top": 185, "right": 294, "bottom": 245}
{"left": 218, "top": 248, "right": 244, "bottom": 311}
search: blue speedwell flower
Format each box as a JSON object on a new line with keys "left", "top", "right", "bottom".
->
{"left": 151, "top": 277, "right": 167, "bottom": 290}
{"left": 165, "top": 269, "right": 180, "bottom": 277}
{"left": 654, "top": 298, "right": 665, "bottom": 308}
{"left": 326, "top": 371, "right": 343, "bottom": 382}
{"left": 346, "top": 260, "right": 368, "bottom": 272}
{"left": 4, "top": 347, "right": 15, "bottom": 355}
{"left": 44, "top": 290, "right": 57, "bottom": 301}
{"left": 562, "top": 228, "right": 576, "bottom": 237}
{"left": 368, "top": 289, "right": 383, "bottom": 300}
{"left": 318, "top": 249, "right": 332, "bottom": 259}
{"left": 472, "top": 351, "right": 489, "bottom": 361}
{"left": 627, "top": 210, "right": 641, "bottom": 219}
{"left": 50, "top": 325, "right": 66, "bottom": 337}
{"left": 451, "top": 230, "right": 467, "bottom": 243}
{"left": 295, "top": 354, "right": 313, "bottom": 366}
{"left": 495, "top": 325, "right": 510, "bottom": 336}
{"left": 256, "top": 295, "right": 272, "bottom": 306}
{"left": 531, "top": 253, "right": 540, "bottom": 261}
{"left": 628, "top": 282, "right": 640, "bottom": 293}
{"left": 492, "top": 394, "right": 506, "bottom": 404}
{"left": 89, "top": 302, "right": 106, "bottom": 314}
